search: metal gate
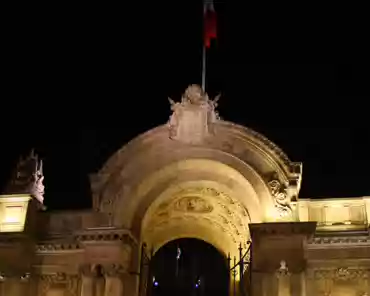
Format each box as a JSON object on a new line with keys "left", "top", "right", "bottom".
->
{"left": 138, "top": 241, "right": 252, "bottom": 296}
{"left": 138, "top": 243, "right": 153, "bottom": 296}
{"left": 228, "top": 241, "right": 252, "bottom": 296}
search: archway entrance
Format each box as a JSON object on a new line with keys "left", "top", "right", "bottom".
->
{"left": 90, "top": 85, "right": 302, "bottom": 296}
{"left": 151, "top": 238, "right": 229, "bottom": 296}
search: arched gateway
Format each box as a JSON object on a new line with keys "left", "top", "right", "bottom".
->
{"left": 90, "top": 85, "right": 302, "bottom": 271}
{"left": 2, "top": 84, "right": 369, "bottom": 296}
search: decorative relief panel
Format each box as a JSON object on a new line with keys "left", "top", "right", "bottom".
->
{"left": 38, "top": 273, "right": 79, "bottom": 296}
{"left": 307, "top": 267, "right": 370, "bottom": 296}
{"left": 144, "top": 186, "right": 250, "bottom": 249}
{"left": 173, "top": 196, "right": 213, "bottom": 213}
{"left": 310, "top": 267, "right": 369, "bottom": 281}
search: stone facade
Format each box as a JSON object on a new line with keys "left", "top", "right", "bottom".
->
{"left": 0, "top": 85, "right": 369, "bottom": 295}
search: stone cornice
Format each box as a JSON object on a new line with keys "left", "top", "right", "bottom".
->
{"left": 0, "top": 233, "right": 30, "bottom": 244}
{"left": 34, "top": 228, "right": 137, "bottom": 253}
{"left": 249, "top": 222, "right": 317, "bottom": 237}
{"left": 307, "top": 266, "right": 370, "bottom": 280}
{"left": 36, "top": 241, "right": 82, "bottom": 253}
{"left": 308, "top": 235, "right": 370, "bottom": 248}
{"left": 74, "top": 227, "right": 137, "bottom": 247}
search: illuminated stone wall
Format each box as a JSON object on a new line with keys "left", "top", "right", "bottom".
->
{"left": 298, "top": 197, "right": 370, "bottom": 231}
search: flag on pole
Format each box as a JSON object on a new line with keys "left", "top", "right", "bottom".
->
{"left": 204, "top": 0, "right": 217, "bottom": 48}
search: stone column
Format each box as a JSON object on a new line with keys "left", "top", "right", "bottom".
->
{"left": 276, "top": 260, "right": 291, "bottom": 296}
{"left": 104, "top": 264, "right": 123, "bottom": 296}
{"left": 80, "top": 265, "right": 94, "bottom": 296}
{"left": 300, "top": 272, "right": 307, "bottom": 296}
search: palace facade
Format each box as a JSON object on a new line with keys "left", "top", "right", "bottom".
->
{"left": 1, "top": 85, "right": 369, "bottom": 296}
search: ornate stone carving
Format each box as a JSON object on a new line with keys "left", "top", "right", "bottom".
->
{"left": 334, "top": 267, "right": 352, "bottom": 281}
{"left": 173, "top": 196, "right": 213, "bottom": 213}
{"left": 75, "top": 228, "right": 137, "bottom": 247}
{"left": 308, "top": 235, "right": 370, "bottom": 246}
{"left": 168, "top": 84, "right": 220, "bottom": 144}
{"left": 39, "top": 273, "right": 79, "bottom": 296}
{"left": 311, "top": 267, "right": 369, "bottom": 281}
{"left": 36, "top": 242, "right": 81, "bottom": 252}
{"left": 268, "top": 179, "right": 293, "bottom": 217}
{"left": 307, "top": 267, "right": 370, "bottom": 296}
{"left": 5, "top": 149, "right": 45, "bottom": 204}
{"left": 144, "top": 185, "right": 250, "bottom": 247}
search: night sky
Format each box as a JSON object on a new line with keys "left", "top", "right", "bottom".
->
{"left": 1, "top": 2, "right": 368, "bottom": 212}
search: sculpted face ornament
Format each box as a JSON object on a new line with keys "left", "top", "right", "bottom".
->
{"left": 168, "top": 84, "right": 220, "bottom": 144}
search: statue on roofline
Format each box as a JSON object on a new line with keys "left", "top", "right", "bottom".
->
{"left": 4, "top": 149, "right": 45, "bottom": 204}
{"left": 168, "top": 84, "right": 220, "bottom": 145}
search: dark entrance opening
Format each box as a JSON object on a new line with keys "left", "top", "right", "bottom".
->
{"left": 151, "top": 238, "right": 229, "bottom": 296}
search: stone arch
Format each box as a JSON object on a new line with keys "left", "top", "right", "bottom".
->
{"left": 90, "top": 90, "right": 302, "bottom": 261}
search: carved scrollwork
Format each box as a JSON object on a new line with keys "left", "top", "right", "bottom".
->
{"left": 268, "top": 179, "right": 293, "bottom": 217}
{"left": 173, "top": 196, "right": 213, "bottom": 213}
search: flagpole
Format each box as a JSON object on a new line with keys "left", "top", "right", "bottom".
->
{"left": 202, "top": 43, "right": 206, "bottom": 91}
{"left": 201, "top": 2, "right": 207, "bottom": 91}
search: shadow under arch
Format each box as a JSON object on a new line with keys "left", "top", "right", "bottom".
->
{"left": 151, "top": 238, "right": 229, "bottom": 296}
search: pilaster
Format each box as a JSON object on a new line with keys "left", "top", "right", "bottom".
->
{"left": 79, "top": 265, "right": 94, "bottom": 296}
{"left": 249, "top": 222, "right": 316, "bottom": 296}
{"left": 275, "top": 261, "right": 291, "bottom": 296}
{"left": 104, "top": 264, "right": 124, "bottom": 296}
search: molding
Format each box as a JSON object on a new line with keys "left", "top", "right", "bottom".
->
{"left": 249, "top": 222, "right": 317, "bottom": 237}
{"left": 75, "top": 228, "right": 137, "bottom": 247}
{"left": 34, "top": 228, "right": 137, "bottom": 253}
{"left": 307, "top": 266, "right": 370, "bottom": 280}
{"left": 308, "top": 235, "right": 370, "bottom": 248}
{"left": 36, "top": 242, "right": 82, "bottom": 253}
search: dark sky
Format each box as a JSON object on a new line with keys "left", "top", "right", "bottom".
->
{"left": 1, "top": 2, "right": 368, "bottom": 210}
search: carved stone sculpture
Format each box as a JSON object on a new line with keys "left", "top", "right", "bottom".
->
{"left": 268, "top": 179, "right": 292, "bottom": 217}
{"left": 38, "top": 273, "right": 78, "bottom": 296}
{"left": 168, "top": 84, "right": 220, "bottom": 144}
{"left": 173, "top": 196, "right": 213, "bottom": 213}
{"left": 277, "top": 260, "right": 289, "bottom": 276}
{"left": 5, "top": 149, "right": 45, "bottom": 204}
